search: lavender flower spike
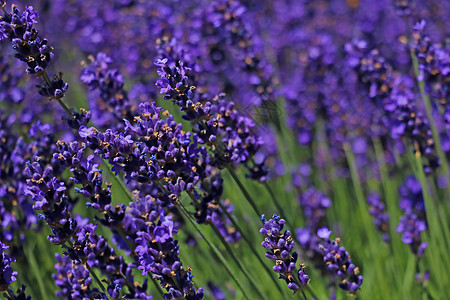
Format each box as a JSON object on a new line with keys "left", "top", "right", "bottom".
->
{"left": 0, "top": 242, "right": 17, "bottom": 292}
{"left": 317, "top": 227, "right": 363, "bottom": 295}
{"left": 0, "top": 2, "right": 69, "bottom": 99}
{"left": 260, "top": 214, "right": 309, "bottom": 294}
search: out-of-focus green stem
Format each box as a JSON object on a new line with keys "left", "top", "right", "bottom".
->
{"left": 263, "top": 182, "right": 288, "bottom": 222}
{"left": 183, "top": 191, "right": 268, "bottom": 298}
{"left": 101, "top": 158, "right": 135, "bottom": 204}
{"left": 85, "top": 263, "right": 110, "bottom": 297}
{"left": 178, "top": 202, "right": 252, "bottom": 300}
{"left": 343, "top": 143, "right": 377, "bottom": 249}
{"left": 227, "top": 168, "right": 261, "bottom": 217}
{"left": 210, "top": 223, "right": 268, "bottom": 300}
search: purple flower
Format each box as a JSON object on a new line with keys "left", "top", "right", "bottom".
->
{"left": 0, "top": 5, "right": 51, "bottom": 74}
{"left": 317, "top": 227, "right": 363, "bottom": 294}
{"left": 53, "top": 254, "right": 108, "bottom": 299}
{"left": 317, "top": 227, "right": 332, "bottom": 239}
{"left": 367, "top": 192, "right": 390, "bottom": 242}
{"left": 0, "top": 243, "right": 17, "bottom": 292}
{"left": 129, "top": 196, "right": 204, "bottom": 299}
{"left": 260, "top": 214, "right": 309, "bottom": 293}
{"left": 80, "top": 53, "right": 136, "bottom": 130}
{"left": 397, "top": 176, "right": 428, "bottom": 256}
{"left": 207, "top": 282, "right": 225, "bottom": 300}
{"left": 3, "top": 285, "right": 31, "bottom": 300}
{"left": 298, "top": 188, "right": 331, "bottom": 229}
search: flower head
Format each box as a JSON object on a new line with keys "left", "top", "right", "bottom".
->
{"left": 260, "top": 214, "right": 309, "bottom": 293}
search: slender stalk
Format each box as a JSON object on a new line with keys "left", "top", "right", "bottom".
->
{"left": 6, "top": 289, "right": 15, "bottom": 298}
{"left": 210, "top": 223, "right": 268, "bottom": 300}
{"left": 227, "top": 168, "right": 261, "bottom": 217}
{"left": 300, "top": 289, "right": 308, "bottom": 300}
{"left": 85, "top": 263, "right": 109, "bottom": 296}
{"left": 42, "top": 71, "right": 52, "bottom": 85}
{"left": 263, "top": 182, "right": 288, "bottom": 220}
{"left": 343, "top": 143, "right": 377, "bottom": 250}
{"left": 372, "top": 137, "right": 404, "bottom": 288}
{"left": 56, "top": 98, "right": 74, "bottom": 118}
{"left": 149, "top": 276, "right": 165, "bottom": 298}
{"left": 184, "top": 185, "right": 269, "bottom": 298}
{"left": 178, "top": 202, "right": 252, "bottom": 300}
{"left": 101, "top": 157, "right": 135, "bottom": 203}
{"left": 24, "top": 243, "right": 47, "bottom": 299}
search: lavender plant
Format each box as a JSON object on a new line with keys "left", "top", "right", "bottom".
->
{"left": 0, "top": 0, "right": 449, "bottom": 299}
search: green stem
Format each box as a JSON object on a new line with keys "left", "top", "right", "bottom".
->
{"left": 184, "top": 190, "right": 267, "bottom": 298}
{"left": 149, "top": 276, "right": 166, "bottom": 297}
{"left": 85, "top": 263, "right": 109, "bottom": 297}
{"left": 227, "top": 168, "right": 261, "bottom": 217}
{"left": 24, "top": 243, "right": 47, "bottom": 300}
{"left": 263, "top": 182, "right": 288, "bottom": 221}
{"left": 343, "top": 143, "right": 377, "bottom": 249}
{"left": 178, "top": 202, "right": 252, "bottom": 300}
{"left": 56, "top": 98, "right": 73, "bottom": 116}
{"left": 372, "top": 137, "right": 404, "bottom": 286}
{"left": 300, "top": 289, "right": 308, "bottom": 300}
{"left": 101, "top": 157, "right": 135, "bottom": 203}
{"left": 7, "top": 289, "right": 15, "bottom": 298}
{"left": 305, "top": 286, "right": 318, "bottom": 300}
{"left": 209, "top": 223, "right": 268, "bottom": 300}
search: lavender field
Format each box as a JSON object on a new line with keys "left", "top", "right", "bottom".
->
{"left": 0, "top": 0, "right": 449, "bottom": 299}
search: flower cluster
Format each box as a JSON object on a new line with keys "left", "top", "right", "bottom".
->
{"left": 204, "top": 0, "right": 275, "bottom": 109}
{"left": 53, "top": 254, "right": 108, "bottom": 299}
{"left": 52, "top": 140, "right": 125, "bottom": 227}
{"left": 155, "top": 58, "right": 267, "bottom": 180}
{"left": 346, "top": 40, "right": 440, "bottom": 173}
{"left": 1, "top": 0, "right": 449, "bottom": 299}
{"left": 126, "top": 195, "right": 204, "bottom": 299}
{"left": 298, "top": 187, "right": 332, "bottom": 229}
{"left": 397, "top": 176, "right": 428, "bottom": 256}
{"left": 0, "top": 3, "right": 68, "bottom": 99}
{"left": 0, "top": 243, "right": 17, "bottom": 292}
{"left": 367, "top": 192, "right": 390, "bottom": 242}
{"left": 260, "top": 214, "right": 309, "bottom": 293}
{"left": 195, "top": 171, "right": 241, "bottom": 243}
{"left": 317, "top": 227, "right": 363, "bottom": 295}
{"left": 411, "top": 21, "right": 449, "bottom": 109}
{"left": 24, "top": 161, "right": 77, "bottom": 245}
{"left": 80, "top": 53, "right": 136, "bottom": 129}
